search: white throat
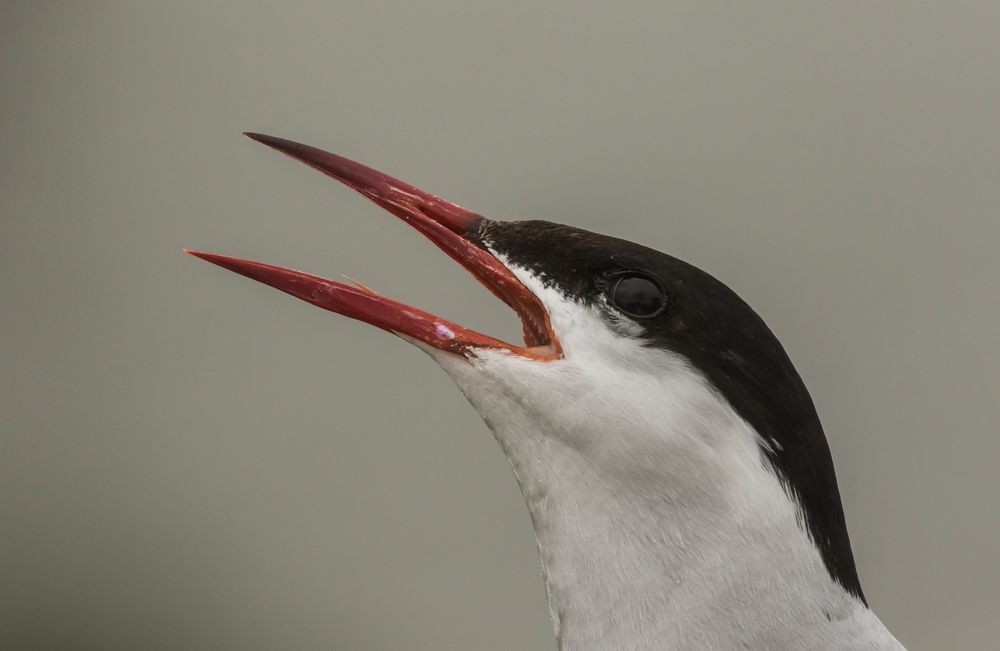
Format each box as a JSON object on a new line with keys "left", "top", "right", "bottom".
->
{"left": 420, "top": 266, "right": 904, "bottom": 651}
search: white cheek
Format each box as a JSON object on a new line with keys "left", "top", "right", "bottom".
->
{"left": 416, "top": 256, "right": 760, "bottom": 485}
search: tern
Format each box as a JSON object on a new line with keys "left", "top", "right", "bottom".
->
{"left": 189, "top": 134, "right": 906, "bottom": 650}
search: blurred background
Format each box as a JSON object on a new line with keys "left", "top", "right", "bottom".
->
{"left": 3, "top": 2, "right": 999, "bottom": 649}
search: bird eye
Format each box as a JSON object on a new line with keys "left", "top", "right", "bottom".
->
{"left": 608, "top": 273, "right": 667, "bottom": 318}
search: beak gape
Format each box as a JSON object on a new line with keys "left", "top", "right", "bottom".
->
{"left": 188, "top": 134, "right": 559, "bottom": 360}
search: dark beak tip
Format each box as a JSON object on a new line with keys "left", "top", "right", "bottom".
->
{"left": 243, "top": 131, "right": 292, "bottom": 151}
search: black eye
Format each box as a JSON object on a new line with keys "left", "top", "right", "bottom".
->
{"left": 608, "top": 273, "right": 667, "bottom": 318}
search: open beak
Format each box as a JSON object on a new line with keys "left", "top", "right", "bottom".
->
{"left": 187, "top": 133, "right": 560, "bottom": 361}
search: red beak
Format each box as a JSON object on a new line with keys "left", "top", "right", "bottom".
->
{"left": 187, "top": 134, "right": 559, "bottom": 360}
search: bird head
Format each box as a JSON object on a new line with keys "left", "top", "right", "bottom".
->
{"left": 188, "top": 134, "right": 863, "bottom": 601}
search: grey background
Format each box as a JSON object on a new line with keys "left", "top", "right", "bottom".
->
{"left": 2, "top": 2, "right": 998, "bottom": 649}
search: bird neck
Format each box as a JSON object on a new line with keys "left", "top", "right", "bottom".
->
{"left": 481, "top": 396, "right": 902, "bottom": 650}
{"left": 429, "top": 344, "right": 903, "bottom": 650}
